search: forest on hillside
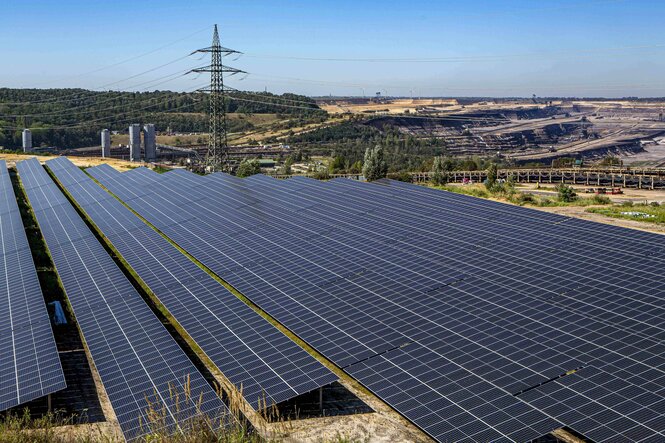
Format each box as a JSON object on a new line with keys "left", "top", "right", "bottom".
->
{"left": 0, "top": 88, "right": 324, "bottom": 149}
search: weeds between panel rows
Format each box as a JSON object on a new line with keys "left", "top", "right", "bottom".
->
{"left": 0, "top": 378, "right": 366, "bottom": 443}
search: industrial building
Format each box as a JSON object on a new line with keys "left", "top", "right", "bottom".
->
{"left": 143, "top": 124, "right": 156, "bottom": 162}
{"left": 128, "top": 124, "right": 141, "bottom": 162}
{"left": 100, "top": 129, "right": 110, "bottom": 158}
{"left": 22, "top": 129, "right": 32, "bottom": 152}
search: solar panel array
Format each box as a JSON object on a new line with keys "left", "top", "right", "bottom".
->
{"left": 88, "top": 164, "right": 665, "bottom": 443}
{"left": 46, "top": 157, "right": 336, "bottom": 409}
{"left": 0, "top": 160, "right": 65, "bottom": 411}
{"left": 16, "top": 158, "right": 228, "bottom": 441}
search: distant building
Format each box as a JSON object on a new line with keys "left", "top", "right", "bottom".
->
{"left": 101, "top": 129, "right": 111, "bottom": 158}
{"left": 129, "top": 124, "right": 141, "bottom": 162}
{"left": 143, "top": 124, "right": 156, "bottom": 162}
{"left": 22, "top": 129, "right": 32, "bottom": 152}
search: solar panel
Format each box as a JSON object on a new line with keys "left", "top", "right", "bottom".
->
{"left": 48, "top": 157, "right": 337, "bottom": 409}
{"left": 91, "top": 167, "right": 665, "bottom": 442}
{"left": 88, "top": 168, "right": 561, "bottom": 441}
{"left": 17, "top": 158, "right": 228, "bottom": 441}
{"left": 0, "top": 160, "right": 65, "bottom": 411}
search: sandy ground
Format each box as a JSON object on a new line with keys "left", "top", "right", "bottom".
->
{"left": 0, "top": 153, "right": 138, "bottom": 171}
{"left": 621, "top": 141, "right": 665, "bottom": 167}
{"left": 516, "top": 183, "right": 665, "bottom": 204}
{"left": 514, "top": 184, "right": 665, "bottom": 234}
{"left": 320, "top": 98, "right": 458, "bottom": 115}
{"left": 536, "top": 205, "right": 665, "bottom": 235}
{"left": 277, "top": 378, "right": 431, "bottom": 443}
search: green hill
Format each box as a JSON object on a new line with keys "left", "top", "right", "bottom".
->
{"left": 0, "top": 88, "right": 324, "bottom": 149}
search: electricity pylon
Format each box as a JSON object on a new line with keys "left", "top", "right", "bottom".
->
{"left": 191, "top": 25, "right": 245, "bottom": 172}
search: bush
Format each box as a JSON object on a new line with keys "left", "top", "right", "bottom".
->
{"left": 511, "top": 192, "right": 536, "bottom": 205}
{"left": 431, "top": 156, "right": 449, "bottom": 186}
{"left": 312, "top": 168, "right": 330, "bottom": 180}
{"left": 348, "top": 160, "right": 363, "bottom": 174}
{"left": 537, "top": 197, "right": 556, "bottom": 207}
{"left": 650, "top": 201, "right": 661, "bottom": 207}
{"left": 555, "top": 183, "right": 577, "bottom": 202}
{"left": 236, "top": 159, "right": 261, "bottom": 178}
{"left": 394, "top": 171, "right": 413, "bottom": 182}
{"left": 591, "top": 195, "right": 611, "bottom": 204}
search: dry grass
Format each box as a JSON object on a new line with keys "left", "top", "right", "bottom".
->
{"left": 0, "top": 153, "right": 137, "bottom": 172}
{"left": 0, "top": 384, "right": 370, "bottom": 443}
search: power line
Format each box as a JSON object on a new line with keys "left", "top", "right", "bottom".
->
{"left": 223, "top": 86, "right": 321, "bottom": 107}
{"left": 0, "top": 84, "right": 207, "bottom": 131}
{"left": 243, "top": 42, "right": 665, "bottom": 63}
{"left": 0, "top": 53, "right": 196, "bottom": 107}
{"left": 23, "top": 26, "right": 211, "bottom": 89}
{"left": 2, "top": 70, "right": 196, "bottom": 119}
{"left": 245, "top": 73, "right": 665, "bottom": 94}
{"left": 218, "top": 94, "right": 528, "bottom": 125}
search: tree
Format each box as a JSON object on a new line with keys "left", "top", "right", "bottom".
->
{"left": 556, "top": 183, "right": 577, "bottom": 202}
{"left": 329, "top": 155, "right": 346, "bottom": 173}
{"left": 485, "top": 162, "right": 498, "bottom": 191}
{"left": 505, "top": 174, "right": 516, "bottom": 196}
{"left": 349, "top": 160, "right": 363, "bottom": 174}
{"left": 236, "top": 158, "right": 261, "bottom": 178}
{"left": 362, "top": 145, "right": 388, "bottom": 181}
{"left": 431, "top": 156, "right": 448, "bottom": 186}
{"left": 280, "top": 156, "right": 294, "bottom": 175}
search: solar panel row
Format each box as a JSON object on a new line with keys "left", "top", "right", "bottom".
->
{"left": 0, "top": 160, "right": 65, "bottom": 411}
{"left": 93, "top": 166, "right": 665, "bottom": 442}
{"left": 16, "top": 159, "right": 228, "bottom": 441}
{"left": 46, "top": 157, "right": 336, "bottom": 409}
{"left": 308, "top": 175, "right": 665, "bottom": 443}
{"left": 87, "top": 167, "right": 560, "bottom": 442}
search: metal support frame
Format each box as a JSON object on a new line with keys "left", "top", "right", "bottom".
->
{"left": 190, "top": 25, "right": 246, "bottom": 172}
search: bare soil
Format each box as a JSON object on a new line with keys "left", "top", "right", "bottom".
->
{"left": 278, "top": 379, "right": 431, "bottom": 443}
{"left": 536, "top": 205, "right": 665, "bottom": 234}
{"left": 0, "top": 153, "right": 137, "bottom": 171}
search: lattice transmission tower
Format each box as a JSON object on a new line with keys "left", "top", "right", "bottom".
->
{"left": 191, "top": 25, "right": 245, "bottom": 172}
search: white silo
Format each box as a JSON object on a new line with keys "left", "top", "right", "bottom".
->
{"left": 143, "top": 124, "right": 156, "bottom": 162}
{"left": 129, "top": 124, "right": 141, "bottom": 162}
{"left": 101, "top": 129, "right": 111, "bottom": 158}
{"left": 22, "top": 129, "right": 32, "bottom": 152}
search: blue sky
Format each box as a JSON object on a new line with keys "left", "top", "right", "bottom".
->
{"left": 1, "top": 0, "right": 664, "bottom": 97}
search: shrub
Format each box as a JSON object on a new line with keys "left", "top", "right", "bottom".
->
{"left": 312, "top": 168, "right": 330, "bottom": 180}
{"left": 394, "top": 171, "right": 413, "bottom": 182}
{"left": 511, "top": 192, "right": 536, "bottom": 205}
{"left": 555, "top": 183, "right": 577, "bottom": 202}
{"left": 236, "top": 159, "right": 261, "bottom": 178}
{"left": 431, "top": 156, "right": 448, "bottom": 186}
{"left": 591, "top": 195, "right": 611, "bottom": 204}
